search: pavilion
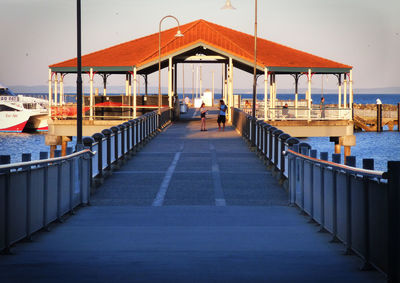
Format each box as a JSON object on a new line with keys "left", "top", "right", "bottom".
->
{"left": 49, "top": 19, "right": 353, "bottom": 122}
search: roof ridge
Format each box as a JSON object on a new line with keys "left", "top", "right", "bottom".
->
{"left": 200, "top": 20, "right": 265, "bottom": 66}
{"left": 138, "top": 20, "right": 203, "bottom": 65}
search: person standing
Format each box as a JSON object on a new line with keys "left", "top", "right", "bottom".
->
{"left": 319, "top": 97, "right": 325, "bottom": 118}
{"left": 218, "top": 100, "right": 227, "bottom": 131}
{"left": 200, "top": 102, "right": 208, "bottom": 131}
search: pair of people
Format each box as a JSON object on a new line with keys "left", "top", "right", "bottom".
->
{"left": 200, "top": 100, "right": 227, "bottom": 131}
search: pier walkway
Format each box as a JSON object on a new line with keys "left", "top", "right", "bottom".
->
{"left": 0, "top": 109, "right": 384, "bottom": 282}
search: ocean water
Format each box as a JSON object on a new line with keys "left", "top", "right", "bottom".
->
{"left": 304, "top": 132, "right": 400, "bottom": 172}
{"left": 1, "top": 93, "right": 399, "bottom": 171}
{"left": 25, "top": 92, "right": 400, "bottom": 105}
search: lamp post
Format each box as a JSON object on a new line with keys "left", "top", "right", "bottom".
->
{"left": 222, "top": 0, "right": 257, "bottom": 146}
{"left": 158, "top": 15, "right": 183, "bottom": 113}
{"left": 76, "top": 0, "right": 83, "bottom": 150}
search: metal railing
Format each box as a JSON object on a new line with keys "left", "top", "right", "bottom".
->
{"left": 232, "top": 107, "right": 400, "bottom": 281}
{"left": 0, "top": 149, "right": 94, "bottom": 254}
{"left": 83, "top": 108, "right": 172, "bottom": 181}
{"left": 0, "top": 107, "right": 172, "bottom": 255}
{"left": 242, "top": 106, "right": 352, "bottom": 121}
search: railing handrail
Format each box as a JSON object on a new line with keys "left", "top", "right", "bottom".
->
{"left": 285, "top": 148, "right": 385, "bottom": 179}
{"left": 0, "top": 149, "right": 95, "bottom": 171}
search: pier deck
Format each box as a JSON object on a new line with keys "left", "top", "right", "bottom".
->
{"left": 0, "top": 109, "right": 385, "bottom": 282}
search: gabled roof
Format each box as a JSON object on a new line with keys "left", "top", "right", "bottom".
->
{"left": 50, "top": 19, "right": 351, "bottom": 73}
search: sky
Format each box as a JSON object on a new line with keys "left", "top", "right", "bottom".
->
{"left": 0, "top": 0, "right": 399, "bottom": 93}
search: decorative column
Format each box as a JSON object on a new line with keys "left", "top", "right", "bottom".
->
{"left": 294, "top": 74, "right": 299, "bottom": 118}
{"left": 307, "top": 69, "right": 312, "bottom": 121}
{"left": 199, "top": 65, "right": 202, "bottom": 97}
{"left": 128, "top": 73, "right": 132, "bottom": 96}
{"left": 338, "top": 74, "right": 342, "bottom": 109}
{"left": 264, "top": 68, "right": 268, "bottom": 121}
{"left": 228, "top": 57, "right": 233, "bottom": 121}
{"left": 89, "top": 68, "right": 94, "bottom": 120}
{"left": 168, "top": 57, "right": 172, "bottom": 108}
{"left": 223, "top": 64, "right": 228, "bottom": 103}
{"left": 133, "top": 67, "right": 137, "bottom": 118}
{"left": 349, "top": 70, "right": 353, "bottom": 109}
{"left": 103, "top": 74, "right": 107, "bottom": 96}
{"left": 48, "top": 69, "right": 53, "bottom": 108}
{"left": 54, "top": 73, "right": 58, "bottom": 106}
{"left": 272, "top": 74, "right": 277, "bottom": 120}
{"left": 269, "top": 73, "right": 273, "bottom": 120}
{"left": 125, "top": 73, "right": 129, "bottom": 96}
{"left": 212, "top": 71, "right": 215, "bottom": 107}
{"left": 60, "top": 74, "right": 64, "bottom": 106}
{"left": 144, "top": 74, "right": 148, "bottom": 96}
{"left": 344, "top": 74, "right": 347, "bottom": 108}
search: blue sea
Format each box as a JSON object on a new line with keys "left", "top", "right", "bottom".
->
{"left": 1, "top": 93, "right": 399, "bottom": 171}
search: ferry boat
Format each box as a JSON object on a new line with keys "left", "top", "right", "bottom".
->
{"left": 0, "top": 85, "right": 49, "bottom": 132}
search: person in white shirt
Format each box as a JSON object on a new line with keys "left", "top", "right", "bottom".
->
{"left": 217, "top": 100, "right": 227, "bottom": 131}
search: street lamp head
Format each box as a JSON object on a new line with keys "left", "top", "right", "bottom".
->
{"left": 174, "top": 29, "right": 184, "bottom": 37}
{"left": 221, "top": 0, "right": 235, "bottom": 9}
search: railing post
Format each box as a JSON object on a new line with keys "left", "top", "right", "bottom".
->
{"left": 360, "top": 158, "right": 374, "bottom": 270}
{"left": 299, "top": 143, "right": 311, "bottom": 213}
{"left": 1, "top": 155, "right": 11, "bottom": 254}
{"left": 262, "top": 124, "right": 271, "bottom": 162}
{"left": 111, "top": 126, "right": 119, "bottom": 167}
{"left": 128, "top": 120, "right": 135, "bottom": 153}
{"left": 267, "top": 127, "right": 277, "bottom": 166}
{"left": 344, "top": 155, "right": 356, "bottom": 255}
{"left": 83, "top": 137, "right": 94, "bottom": 191}
{"left": 39, "top": 152, "right": 49, "bottom": 160}
{"left": 118, "top": 124, "right": 126, "bottom": 160}
{"left": 101, "top": 129, "right": 112, "bottom": 172}
{"left": 278, "top": 133, "right": 291, "bottom": 180}
{"left": 92, "top": 133, "right": 105, "bottom": 183}
{"left": 289, "top": 144, "right": 299, "bottom": 206}
{"left": 331, "top": 153, "right": 341, "bottom": 242}
{"left": 272, "top": 129, "right": 283, "bottom": 169}
{"left": 319, "top": 152, "right": 328, "bottom": 233}
{"left": 387, "top": 161, "right": 400, "bottom": 282}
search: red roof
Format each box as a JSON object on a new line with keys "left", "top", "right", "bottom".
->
{"left": 50, "top": 19, "right": 351, "bottom": 71}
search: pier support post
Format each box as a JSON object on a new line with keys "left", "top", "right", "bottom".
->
{"left": 340, "top": 135, "right": 355, "bottom": 160}
{"left": 377, "top": 103, "right": 383, "bottom": 132}
{"left": 50, "top": 145, "right": 56, "bottom": 158}
{"left": 330, "top": 137, "right": 341, "bottom": 154}
{"left": 344, "top": 146, "right": 351, "bottom": 160}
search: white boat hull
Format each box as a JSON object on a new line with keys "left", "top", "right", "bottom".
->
{"left": 0, "top": 111, "right": 31, "bottom": 133}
